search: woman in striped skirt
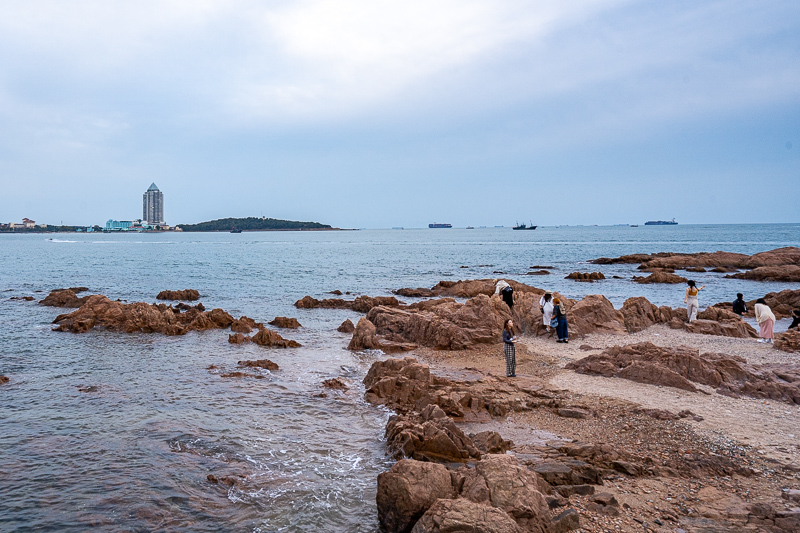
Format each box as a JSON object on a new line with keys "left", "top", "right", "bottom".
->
{"left": 502, "top": 319, "right": 517, "bottom": 377}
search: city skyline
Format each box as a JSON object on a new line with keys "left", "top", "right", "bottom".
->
{"left": 0, "top": 1, "right": 798, "bottom": 228}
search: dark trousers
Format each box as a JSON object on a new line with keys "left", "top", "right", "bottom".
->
{"left": 556, "top": 317, "right": 568, "bottom": 340}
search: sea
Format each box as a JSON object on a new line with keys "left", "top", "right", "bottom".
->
{"left": 1, "top": 223, "right": 798, "bottom": 532}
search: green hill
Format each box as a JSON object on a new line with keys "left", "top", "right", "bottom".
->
{"left": 177, "top": 217, "right": 332, "bottom": 232}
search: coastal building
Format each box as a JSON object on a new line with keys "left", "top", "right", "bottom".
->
{"left": 105, "top": 219, "right": 134, "bottom": 231}
{"left": 142, "top": 183, "right": 164, "bottom": 226}
{"left": 9, "top": 218, "right": 37, "bottom": 229}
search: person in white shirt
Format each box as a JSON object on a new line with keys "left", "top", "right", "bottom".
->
{"left": 539, "top": 291, "right": 554, "bottom": 333}
{"left": 754, "top": 298, "right": 776, "bottom": 344}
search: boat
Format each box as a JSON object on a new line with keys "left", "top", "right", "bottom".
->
{"left": 630, "top": 224, "right": 638, "bottom": 227}
{"left": 466, "top": 226, "right": 474, "bottom": 229}
{"left": 644, "top": 219, "right": 677, "bottom": 225}
{"left": 512, "top": 222, "right": 537, "bottom": 230}
{"left": 428, "top": 223, "right": 452, "bottom": 228}
{"left": 230, "top": 228, "right": 242, "bottom": 233}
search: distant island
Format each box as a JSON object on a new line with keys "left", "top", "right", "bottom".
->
{"left": 177, "top": 216, "right": 334, "bottom": 232}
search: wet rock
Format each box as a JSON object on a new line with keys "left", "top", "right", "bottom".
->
{"left": 10, "top": 296, "right": 35, "bottom": 301}
{"left": 322, "top": 377, "right": 348, "bottom": 390}
{"left": 228, "top": 333, "right": 249, "bottom": 344}
{"left": 685, "top": 267, "right": 706, "bottom": 272}
{"left": 238, "top": 359, "right": 279, "bottom": 371}
{"left": 526, "top": 270, "right": 550, "bottom": 275}
{"left": 567, "top": 342, "right": 800, "bottom": 404}
{"left": 565, "top": 272, "right": 605, "bottom": 282}
{"left": 337, "top": 319, "right": 355, "bottom": 333}
{"left": 156, "top": 289, "right": 200, "bottom": 301}
{"left": 348, "top": 317, "right": 381, "bottom": 350}
{"left": 220, "top": 371, "right": 264, "bottom": 379}
{"left": 725, "top": 265, "right": 800, "bottom": 282}
{"left": 377, "top": 459, "right": 455, "bottom": 533}
{"left": 385, "top": 405, "right": 481, "bottom": 463}
{"left": 40, "top": 289, "right": 89, "bottom": 307}
{"left": 0, "top": 376, "right": 8, "bottom": 385}
{"left": 632, "top": 271, "right": 688, "bottom": 284}
{"left": 329, "top": 290, "right": 343, "bottom": 295}
{"left": 411, "top": 498, "right": 523, "bottom": 533}
{"left": 530, "top": 265, "right": 554, "bottom": 269}
{"left": 230, "top": 319, "right": 254, "bottom": 333}
{"left": 249, "top": 328, "right": 301, "bottom": 348}
{"left": 77, "top": 385, "right": 99, "bottom": 393}
{"left": 268, "top": 316, "right": 302, "bottom": 329}
{"left": 294, "top": 294, "right": 401, "bottom": 312}
{"left": 394, "top": 287, "right": 436, "bottom": 298}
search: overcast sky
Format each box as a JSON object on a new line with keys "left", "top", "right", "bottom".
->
{"left": 0, "top": 0, "right": 798, "bottom": 228}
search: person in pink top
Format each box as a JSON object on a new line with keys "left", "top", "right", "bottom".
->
{"left": 754, "top": 298, "right": 776, "bottom": 343}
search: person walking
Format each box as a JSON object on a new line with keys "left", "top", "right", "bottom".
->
{"left": 754, "top": 298, "right": 776, "bottom": 343}
{"left": 684, "top": 280, "right": 705, "bottom": 322}
{"left": 553, "top": 297, "right": 568, "bottom": 343}
{"left": 540, "top": 291, "right": 554, "bottom": 333}
{"left": 732, "top": 293, "right": 748, "bottom": 316}
{"left": 502, "top": 319, "right": 517, "bottom": 377}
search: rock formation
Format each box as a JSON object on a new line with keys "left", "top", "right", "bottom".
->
{"left": 724, "top": 265, "right": 800, "bottom": 282}
{"left": 347, "top": 318, "right": 417, "bottom": 353}
{"left": 294, "top": 295, "right": 401, "bottom": 312}
{"left": 565, "top": 272, "right": 605, "bottom": 282}
{"left": 566, "top": 342, "right": 800, "bottom": 404}
{"left": 713, "top": 289, "right": 800, "bottom": 319}
{"left": 632, "top": 272, "right": 688, "bottom": 284}
{"left": 268, "top": 316, "right": 302, "bottom": 329}
{"left": 39, "top": 289, "right": 90, "bottom": 308}
{"left": 238, "top": 359, "right": 279, "bottom": 371}
{"left": 775, "top": 329, "right": 800, "bottom": 353}
{"left": 337, "top": 319, "right": 355, "bottom": 333}
{"left": 385, "top": 405, "right": 483, "bottom": 463}
{"left": 393, "top": 279, "right": 542, "bottom": 299}
{"left": 156, "top": 289, "right": 200, "bottom": 301}
{"left": 249, "top": 328, "right": 301, "bottom": 348}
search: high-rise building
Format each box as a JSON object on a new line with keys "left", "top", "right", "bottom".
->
{"left": 142, "top": 183, "right": 164, "bottom": 225}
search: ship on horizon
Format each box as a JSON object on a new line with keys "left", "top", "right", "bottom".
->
{"left": 644, "top": 218, "right": 678, "bottom": 225}
{"left": 428, "top": 223, "right": 452, "bottom": 228}
{"left": 512, "top": 221, "right": 537, "bottom": 230}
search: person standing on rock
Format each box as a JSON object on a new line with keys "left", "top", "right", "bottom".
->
{"left": 755, "top": 298, "right": 776, "bottom": 343}
{"left": 684, "top": 280, "right": 705, "bottom": 322}
{"left": 502, "top": 319, "right": 517, "bottom": 377}
{"left": 732, "top": 293, "right": 748, "bottom": 316}
{"left": 553, "top": 298, "right": 569, "bottom": 343}
{"left": 540, "top": 291, "right": 554, "bottom": 333}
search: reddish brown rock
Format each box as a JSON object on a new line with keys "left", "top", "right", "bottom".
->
{"left": 470, "top": 431, "right": 514, "bottom": 455}
{"left": 411, "top": 498, "right": 524, "bottom": 533}
{"left": 238, "top": 359, "right": 279, "bottom": 371}
{"left": 565, "top": 272, "right": 605, "bottom": 282}
{"left": 685, "top": 319, "right": 757, "bottom": 338}
{"left": 10, "top": 296, "right": 35, "bottom": 301}
{"left": 156, "top": 289, "right": 200, "bottom": 301}
{"left": 377, "top": 459, "right": 456, "bottom": 533}
{"left": 567, "top": 295, "right": 627, "bottom": 336}
{"left": 220, "top": 371, "right": 264, "bottom": 379}
{"left": 744, "top": 246, "right": 800, "bottom": 268}
{"left": 39, "top": 289, "right": 89, "bottom": 308}
{"left": 385, "top": 405, "right": 481, "bottom": 463}
{"left": 268, "top": 316, "right": 302, "bottom": 329}
{"left": 725, "top": 265, "right": 800, "bottom": 282}
{"left": 230, "top": 319, "right": 254, "bottom": 333}
{"left": 250, "top": 328, "right": 301, "bottom": 348}
{"left": 620, "top": 297, "right": 660, "bottom": 333}
{"left": 348, "top": 317, "right": 381, "bottom": 350}
{"left": 337, "top": 319, "right": 355, "bottom": 333}
{"left": 566, "top": 342, "right": 800, "bottom": 404}
{"left": 0, "top": 375, "right": 9, "bottom": 385}
{"left": 590, "top": 253, "right": 676, "bottom": 265}
{"left": 632, "top": 272, "right": 688, "bottom": 284}
{"left": 394, "top": 287, "right": 436, "bottom": 298}
{"left": 294, "top": 295, "right": 401, "bottom": 311}
{"left": 228, "top": 333, "right": 249, "bottom": 344}
{"left": 322, "top": 377, "right": 349, "bottom": 390}
{"left": 775, "top": 329, "right": 800, "bottom": 353}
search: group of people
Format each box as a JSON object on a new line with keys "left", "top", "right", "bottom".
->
{"left": 499, "top": 278, "right": 799, "bottom": 378}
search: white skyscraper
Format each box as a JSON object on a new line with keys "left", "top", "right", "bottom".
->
{"left": 142, "top": 183, "right": 164, "bottom": 225}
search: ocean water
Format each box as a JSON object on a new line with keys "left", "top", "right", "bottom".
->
{"left": 1, "top": 224, "right": 798, "bottom": 532}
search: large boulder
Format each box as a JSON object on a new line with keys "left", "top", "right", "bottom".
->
{"left": 249, "top": 328, "right": 301, "bottom": 348}
{"left": 39, "top": 289, "right": 89, "bottom": 308}
{"left": 566, "top": 342, "right": 800, "bottom": 404}
{"left": 725, "top": 265, "right": 800, "bottom": 282}
{"left": 156, "top": 289, "right": 200, "bottom": 301}
{"left": 632, "top": 272, "right": 688, "bottom": 284}
{"left": 377, "top": 460, "right": 455, "bottom": 533}
{"left": 411, "top": 499, "right": 523, "bottom": 533}
{"left": 385, "top": 405, "right": 481, "bottom": 463}
{"left": 565, "top": 272, "right": 605, "bottom": 282}
{"left": 620, "top": 297, "right": 660, "bottom": 333}
{"left": 775, "top": 329, "right": 800, "bottom": 353}
{"left": 567, "top": 295, "right": 627, "bottom": 336}
{"left": 744, "top": 247, "right": 800, "bottom": 268}
{"left": 268, "top": 316, "right": 302, "bottom": 329}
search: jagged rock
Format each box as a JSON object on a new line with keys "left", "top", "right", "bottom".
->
{"left": 268, "top": 316, "right": 302, "bottom": 329}
{"left": 156, "top": 289, "right": 200, "bottom": 301}
{"left": 632, "top": 272, "right": 688, "bottom": 284}
{"left": 385, "top": 405, "right": 481, "bottom": 463}
{"left": 470, "top": 431, "right": 513, "bottom": 455}
{"left": 238, "top": 359, "right": 279, "bottom": 371}
{"left": 568, "top": 295, "right": 627, "bottom": 336}
{"left": 294, "top": 294, "right": 401, "bottom": 311}
{"left": 745, "top": 247, "right": 800, "bottom": 268}
{"left": 10, "top": 296, "right": 35, "bottom": 301}
{"left": 725, "top": 265, "right": 800, "bottom": 282}
{"left": 348, "top": 317, "right": 381, "bottom": 350}
{"left": 567, "top": 342, "right": 800, "bottom": 404}
{"left": 230, "top": 319, "right": 254, "bottom": 333}
{"left": 685, "top": 318, "right": 757, "bottom": 338}
{"left": 228, "top": 333, "right": 249, "bottom": 344}
{"left": 337, "top": 319, "right": 355, "bottom": 333}
{"left": 39, "top": 289, "right": 89, "bottom": 308}
{"left": 565, "top": 272, "right": 605, "bottom": 282}
{"left": 322, "top": 377, "right": 349, "bottom": 390}
{"left": 620, "top": 297, "right": 660, "bottom": 333}
{"left": 714, "top": 289, "right": 800, "bottom": 319}
{"left": 411, "top": 498, "right": 523, "bottom": 533}
{"left": 775, "top": 329, "right": 800, "bottom": 353}
{"left": 377, "top": 459, "right": 456, "bottom": 533}
{"left": 249, "top": 328, "right": 301, "bottom": 348}
{"left": 394, "top": 287, "right": 437, "bottom": 298}
{"left": 51, "top": 294, "right": 238, "bottom": 335}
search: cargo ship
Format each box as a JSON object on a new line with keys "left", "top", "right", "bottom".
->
{"left": 512, "top": 222, "right": 537, "bottom": 230}
{"left": 428, "top": 223, "right": 452, "bottom": 228}
{"left": 644, "top": 219, "right": 678, "bottom": 225}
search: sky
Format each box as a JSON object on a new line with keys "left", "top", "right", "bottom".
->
{"left": 0, "top": 0, "right": 798, "bottom": 228}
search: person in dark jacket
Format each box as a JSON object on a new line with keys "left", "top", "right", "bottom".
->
{"left": 790, "top": 309, "right": 800, "bottom": 330}
{"left": 502, "top": 319, "right": 517, "bottom": 377}
{"left": 732, "top": 293, "right": 748, "bottom": 316}
{"left": 553, "top": 298, "right": 568, "bottom": 343}
{"left": 501, "top": 285, "right": 514, "bottom": 309}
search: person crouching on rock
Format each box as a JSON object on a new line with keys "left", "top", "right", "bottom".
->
{"left": 732, "top": 293, "right": 748, "bottom": 316}
{"left": 540, "top": 291, "right": 554, "bottom": 333}
{"left": 684, "top": 280, "right": 705, "bottom": 322}
{"left": 553, "top": 298, "right": 569, "bottom": 343}
{"left": 502, "top": 319, "right": 517, "bottom": 377}
{"left": 754, "top": 298, "right": 776, "bottom": 344}
{"left": 789, "top": 308, "right": 800, "bottom": 330}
